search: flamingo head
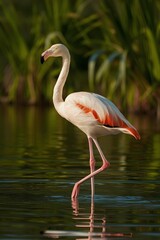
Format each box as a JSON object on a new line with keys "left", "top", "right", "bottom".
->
{"left": 41, "top": 44, "right": 69, "bottom": 64}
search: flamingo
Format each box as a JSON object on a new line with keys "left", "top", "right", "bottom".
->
{"left": 41, "top": 44, "right": 140, "bottom": 199}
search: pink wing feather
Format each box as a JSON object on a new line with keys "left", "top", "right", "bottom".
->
{"left": 74, "top": 92, "right": 140, "bottom": 140}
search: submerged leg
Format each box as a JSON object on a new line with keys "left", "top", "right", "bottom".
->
{"left": 71, "top": 137, "right": 110, "bottom": 199}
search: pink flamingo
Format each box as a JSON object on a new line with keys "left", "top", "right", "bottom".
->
{"left": 41, "top": 44, "right": 140, "bottom": 199}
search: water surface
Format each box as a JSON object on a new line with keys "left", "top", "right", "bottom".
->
{"left": 0, "top": 106, "right": 160, "bottom": 239}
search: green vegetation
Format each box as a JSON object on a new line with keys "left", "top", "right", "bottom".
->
{"left": 0, "top": 0, "right": 160, "bottom": 117}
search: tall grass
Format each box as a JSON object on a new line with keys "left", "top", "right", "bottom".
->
{"left": 87, "top": 0, "right": 160, "bottom": 116}
{"left": 0, "top": 0, "right": 81, "bottom": 104}
{"left": 0, "top": 0, "right": 160, "bottom": 117}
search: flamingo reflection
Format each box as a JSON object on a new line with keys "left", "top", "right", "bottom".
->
{"left": 72, "top": 196, "right": 132, "bottom": 240}
{"left": 43, "top": 185, "right": 132, "bottom": 239}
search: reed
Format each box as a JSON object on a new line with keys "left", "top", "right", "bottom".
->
{"left": 0, "top": 0, "right": 159, "bottom": 117}
{"left": 87, "top": 0, "right": 160, "bottom": 115}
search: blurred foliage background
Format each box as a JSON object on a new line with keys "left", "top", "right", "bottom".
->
{"left": 0, "top": 0, "right": 160, "bottom": 118}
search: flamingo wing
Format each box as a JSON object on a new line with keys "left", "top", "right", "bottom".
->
{"left": 92, "top": 93, "right": 140, "bottom": 139}
{"left": 62, "top": 92, "right": 140, "bottom": 140}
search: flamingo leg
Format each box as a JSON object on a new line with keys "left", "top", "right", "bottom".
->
{"left": 71, "top": 137, "right": 110, "bottom": 199}
{"left": 88, "top": 137, "right": 95, "bottom": 198}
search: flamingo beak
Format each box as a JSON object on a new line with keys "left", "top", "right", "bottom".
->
{"left": 41, "top": 56, "right": 44, "bottom": 64}
{"left": 40, "top": 55, "right": 45, "bottom": 64}
{"left": 40, "top": 49, "right": 52, "bottom": 64}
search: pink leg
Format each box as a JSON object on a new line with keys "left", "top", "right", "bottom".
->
{"left": 88, "top": 137, "right": 95, "bottom": 198}
{"left": 71, "top": 137, "right": 110, "bottom": 199}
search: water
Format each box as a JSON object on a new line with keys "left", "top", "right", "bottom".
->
{"left": 0, "top": 106, "right": 160, "bottom": 239}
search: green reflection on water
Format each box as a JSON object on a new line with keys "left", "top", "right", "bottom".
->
{"left": 0, "top": 106, "right": 160, "bottom": 239}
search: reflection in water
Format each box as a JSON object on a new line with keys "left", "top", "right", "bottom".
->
{"left": 72, "top": 197, "right": 132, "bottom": 239}
{"left": 0, "top": 106, "right": 160, "bottom": 239}
{"left": 43, "top": 196, "right": 132, "bottom": 239}
{"left": 44, "top": 175, "right": 133, "bottom": 239}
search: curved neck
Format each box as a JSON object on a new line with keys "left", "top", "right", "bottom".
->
{"left": 53, "top": 52, "right": 70, "bottom": 107}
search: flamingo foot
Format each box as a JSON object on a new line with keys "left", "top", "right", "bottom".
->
{"left": 71, "top": 183, "right": 80, "bottom": 199}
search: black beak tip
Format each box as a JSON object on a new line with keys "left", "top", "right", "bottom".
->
{"left": 40, "top": 56, "right": 44, "bottom": 64}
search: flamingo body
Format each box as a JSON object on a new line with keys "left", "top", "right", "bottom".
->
{"left": 61, "top": 91, "right": 140, "bottom": 139}
{"left": 41, "top": 44, "right": 140, "bottom": 199}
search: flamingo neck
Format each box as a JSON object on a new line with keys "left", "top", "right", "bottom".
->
{"left": 53, "top": 52, "right": 70, "bottom": 107}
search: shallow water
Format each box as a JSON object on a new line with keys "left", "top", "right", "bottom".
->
{"left": 0, "top": 106, "right": 160, "bottom": 239}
